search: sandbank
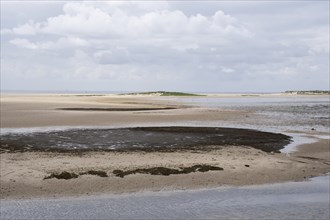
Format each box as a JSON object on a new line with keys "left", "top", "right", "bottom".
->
{"left": 0, "top": 93, "right": 329, "bottom": 199}
{"left": 1, "top": 139, "right": 329, "bottom": 199}
{"left": 0, "top": 93, "right": 250, "bottom": 128}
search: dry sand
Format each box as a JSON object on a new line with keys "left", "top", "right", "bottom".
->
{"left": 0, "top": 93, "right": 248, "bottom": 128}
{"left": 0, "top": 93, "right": 329, "bottom": 199}
{"left": 1, "top": 140, "right": 329, "bottom": 199}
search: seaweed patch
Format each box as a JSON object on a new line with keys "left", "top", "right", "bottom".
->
{"left": 44, "top": 171, "right": 79, "bottom": 180}
{"left": 113, "top": 164, "right": 224, "bottom": 178}
{"left": 79, "top": 170, "right": 108, "bottom": 177}
{"left": 44, "top": 170, "right": 108, "bottom": 180}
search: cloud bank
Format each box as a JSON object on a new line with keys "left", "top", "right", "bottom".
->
{"left": 1, "top": 1, "right": 329, "bottom": 92}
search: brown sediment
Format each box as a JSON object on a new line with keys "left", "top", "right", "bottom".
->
{"left": 292, "top": 138, "right": 330, "bottom": 164}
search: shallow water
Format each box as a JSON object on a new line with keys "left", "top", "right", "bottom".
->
{"left": 1, "top": 175, "right": 329, "bottom": 219}
{"left": 170, "top": 96, "right": 330, "bottom": 133}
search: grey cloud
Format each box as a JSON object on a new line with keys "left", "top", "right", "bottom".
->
{"left": 1, "top": 1, "right": 329, "bottom": 92}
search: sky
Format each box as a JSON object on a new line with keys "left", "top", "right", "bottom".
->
{"left": 1, "top": 1, "right": 329, "bottom": 93}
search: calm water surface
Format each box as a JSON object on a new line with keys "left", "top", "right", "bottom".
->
{"left": 169, "top": 96, "right": 330, "bottom": 133}
{"left": 1, "top": 175, "right": 329, "bottom": 220}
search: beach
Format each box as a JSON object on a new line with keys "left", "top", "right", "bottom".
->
{"left": 0, "top": 93, "right": 329, "bottom": 199}
{"left": 0, "top": 93, "right": 249, "bottom": 129}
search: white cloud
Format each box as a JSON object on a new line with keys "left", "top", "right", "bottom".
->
{"left": 221, "top": 66, "right": 235, "bottom": 73}
{"left": 1, "top": 1, "right": 329, "bottom": 92}
{"left": 5, "top": 2, "right": 250, "bottom": 39}
{"left": 5, "top": 1, "right": 254, "bottom": 72}
{"left": 10, "top": 37, "right": 89, "bottom": 50}
{"left": 103, "top": 1, "right": 170, "bottom": 14}
{"left": 304, "top": 28, "right": 329, "bottom": 54}
{"left": 9, "top": 38, "right": 38, "bottom": 49}
{"left": 12, "top": 20, "right": 40, "bottom": 35}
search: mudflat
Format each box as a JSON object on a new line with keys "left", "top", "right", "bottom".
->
{"left": 0, "top": 93, "right": 329, "bottom": 199}
{"left": 0, "top": 127, "right": 291, "bottom": 153}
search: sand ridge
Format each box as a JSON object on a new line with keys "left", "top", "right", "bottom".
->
{"left": 1, "top": 140, "right": 329, "bottom": 199}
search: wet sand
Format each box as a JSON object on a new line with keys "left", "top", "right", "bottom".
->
{"left": 0, "top": 93, "right": 329, "bottom": 199}
{"left": 1, "top": 140, "right": 329, "bottom": 199}
{"left": 0, "top": 93, "right": 261, "bottom": 128}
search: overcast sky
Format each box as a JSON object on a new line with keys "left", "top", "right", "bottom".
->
{"left": 1, "top": 1, "right": 329, "bottom": 93}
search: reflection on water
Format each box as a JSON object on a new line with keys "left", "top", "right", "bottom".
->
{"left": 1, "top": 175, "right": 329, "bottom": 219}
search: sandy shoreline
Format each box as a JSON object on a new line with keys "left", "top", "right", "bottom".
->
{"left": 1, "top": 93, "right": 327, "bottom": 129}
{"left": 1, "top": 139, "right": 329, "bottom": 199}
{"left": 0, "top": 93, "right": 329, "bottom": 199}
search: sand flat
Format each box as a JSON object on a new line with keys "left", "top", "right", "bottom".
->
{"left": 0, "top": 93, "right": 248, "bottom": 128}
{"left": 0, "top": 93, "right": 329, "bottom": 199}
{"left": 1, "top": 140, "right": 329, "bottom": 199}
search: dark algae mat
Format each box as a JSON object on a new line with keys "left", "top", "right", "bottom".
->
{"left": 0, "top": 126, "right": 292, "bottom": 153}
